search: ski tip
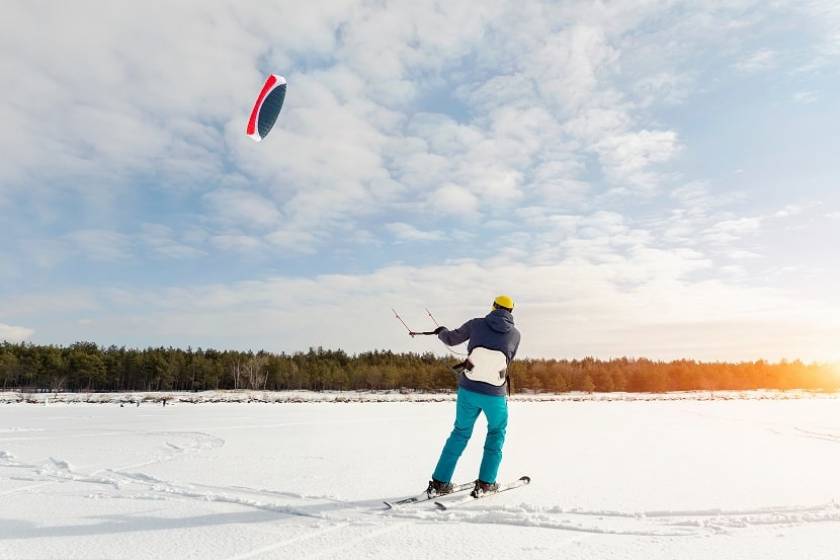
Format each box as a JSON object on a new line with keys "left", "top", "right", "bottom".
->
{"left": 383, "top": 501, "right": 395, "bottom": 510}
{"left": 434, "top": 501, "right": 448, "bottom": 511}
{"left": 520, "top": 475, "right": 531, "bottom": 484}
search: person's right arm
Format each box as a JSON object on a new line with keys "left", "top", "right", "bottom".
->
{"left": 437, "top": 319, "right": 473, "bottom": 346}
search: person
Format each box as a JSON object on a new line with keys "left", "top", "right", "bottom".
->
{"left": 427, "top": 295, "right": 521, "bottom": 498}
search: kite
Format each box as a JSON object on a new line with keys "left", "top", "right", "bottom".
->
{"left": 246, "top": 74, "right": 286, "bottom": 142}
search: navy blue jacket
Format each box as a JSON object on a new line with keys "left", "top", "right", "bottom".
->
{"left": 438, "top": 309, "right": 521, "bottom": 396}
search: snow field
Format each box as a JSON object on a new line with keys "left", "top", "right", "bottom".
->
{"left": 2, "top": 396, "right": 840, "bottom": 559}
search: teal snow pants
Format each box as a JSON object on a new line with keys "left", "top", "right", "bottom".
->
{"left": 432, "top": 386, "right": 508, "bottom": 484}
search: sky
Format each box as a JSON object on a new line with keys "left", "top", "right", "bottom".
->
{"left": 1, "top": 0, "right": 839, "bottom": 362}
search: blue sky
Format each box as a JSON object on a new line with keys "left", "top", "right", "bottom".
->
{"left": 2, "top": 1, "right": 839, "bottom": 361}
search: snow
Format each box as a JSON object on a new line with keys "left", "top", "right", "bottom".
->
{"left": 3, "top": 388, "right": 839, "bottom": 405}
{"left": 2, "top": 393, "right": 840, "bottom": 559}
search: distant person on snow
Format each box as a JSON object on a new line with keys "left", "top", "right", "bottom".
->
{"left": 427, "top": 295, "right": 521, "bottom": 498}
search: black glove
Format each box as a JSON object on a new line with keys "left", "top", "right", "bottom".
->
{"left": 432, "top": 326, "right": 446, "bottom": 334}
{"left": 452, "top": 359, "right": 473, "bottom": 375}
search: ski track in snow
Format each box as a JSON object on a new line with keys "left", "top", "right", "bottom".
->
{"left": 378, "top": 499, "right": 840, "bottom": 539}
{"left": 4, "top": 399, "right": 840, "bottom": 559}
{"left": 12, "top": 440, "right": 829, "bottom": 543}
{"left": 16, "top": 438, "right": 836, "bottom": 544}
{"left": 0, "top": 427, "right": 45, "bottom": 434}
{"left": 8, "top": 434, "right": 840, "bottom": 542}
{"left": 5, "top": 437, "right": 840, "bottom": 543}
{"left": 220, "top": 522, "right": 351, "bottom": 560}
{"left": 0, "top": 430, "right": 360, "bottom": 526}
{"left": 0, "top": 430, "right": 225, "bottom": 497}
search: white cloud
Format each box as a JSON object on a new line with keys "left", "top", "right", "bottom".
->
{"left": 0, "top": 322, "right": 33, "bottom": 343}
{"left": 774, "top": 205, "right": 803, "bottom": 218}
{"left": 149, "top": 244, "right": 204, "bottom": 260}
{"left": 20, "top": 239, "right": 72, "bottom": 269}
{"left": 703, "top": 217, "right": 763, "bottom": 244}
{"left": 1, "top": 0, "right": 780, "bottom": 254}
{"left": 431, "top": 184, "right": 479, "bottom": 217}
{"left": 530, "top": 162, "right": 589, "bottom": 206}
{"left": 525, "top": 24, "right": 619, "bottom": 112}
{"left": 734, "top": 49, "right": 777, "bottom": 73}
{"left": 386, "top": 223, "right": 443, "bottom": 242}
{"left": 727, "top": 249, "right": 763, "bottom": 260}
{"left": 203, "top": 189, "right": 282, "bottom": 229}
{"left": 0, "top": 291, "right": 99, "bottom": 318}
{"left": 633, "top": 72, "right": 693, "bottom": 107}
{"left": 4, "top": 1, "right": 840, "bottom": 362}
{"left": 210, "top": 234, "right": 264, "bottom": 252}
{"left": 594, "top": 129, "right": 681, "bottom": 186}
{"left": 794, "top": 0, "right": 840, "bottom": 70}
{"left": 564, "top": 108, "right": 633, "bottom": 144}
{"left": 64, "top": 230, "right": 132, "bottom": 262}
{"left": 140, "top": 224, "right": 205, "bottom": 259}
{"left": 16, "top": 254, "right": 838, "bottom": 361}
{"left": 792, "top": 91, "right": 819, "bottom": 104}
{"left": 265, "top": 229, "right": 318, "bottom": 253}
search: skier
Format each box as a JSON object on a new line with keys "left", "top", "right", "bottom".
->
{"left": 427, "top": 295, "right": 521, "bottom": 498}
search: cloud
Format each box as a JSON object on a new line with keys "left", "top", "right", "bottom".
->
{"left": 792, "top": 91, "right": 819, "bottom": 104}
{"left": 774, "top": 205, "right": 803, "bottom": 218}
{"left": 794, "top": 0, "right": 840, "bottom": 70}
{"left": 0, "top": 322, "right": 34, "bottom": 343}
{"left": 386, "top": 223, "right": 444, "bottom": 242}
{"left": 431, "top": 184, "right": 479, "bottom": 217}
{"left": 203, "top": 189, "right": 283, "bottom": 229}
{"left": 4, "top": 1, "right": 840, "bottom": 363}
{"left": 525, "top": 24, "right": 619, "bottom": 112}
{"left": 734, "top": 49, "right": 777, "bottom": 73}
{"left": 210, "top": 233, "right": 264, "bottom": 252}
{"left": 726, "top": 249, "right": 763, "bottom": 261}
{"left": 594, "top": 129, "right": 681, "bottom": 186}
{"left": 633, "top": 72, "right": 693, "bottom": 107}
{"left": 703, "top": 217, "right": 763, "bottom": 244}
{"left": 265, "top": 229, "right": 318, "bottom": 253}
{"left": 64, "top": 230, "right": 132, "bottom": 262}
{"left": 22, "top": 226, "right": 205, "bottom": 268}
{"left": 1, "top": 0, "right": 769, "bottom": 255}
{"left": 140, "top": 224, "right": 206, "bottom": 259}
{"left": 11, "top": 253, "right": 838, "bottom": 361}
{"left": 0, "top": 3, "right": 254, "bottom": 189}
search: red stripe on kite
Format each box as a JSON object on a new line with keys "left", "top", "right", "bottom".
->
{"left": 247, "top": 74, "right": 278, "bottom": 137}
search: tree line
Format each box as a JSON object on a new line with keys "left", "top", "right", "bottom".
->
{"left": 0, "top": 342, "right": 837, "bottom": 394}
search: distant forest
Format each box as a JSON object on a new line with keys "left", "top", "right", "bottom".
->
{"left": 0, "top": 342, "right": 837, "bottom": 394}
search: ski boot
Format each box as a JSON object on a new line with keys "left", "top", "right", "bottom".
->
{"left": 471, "top": 479, "right": 499, "bottom": 498}
{"left": 426, "top": 479, "right": 454, "bottom": 498}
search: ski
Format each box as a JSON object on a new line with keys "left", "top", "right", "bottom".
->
{"left": 434, "top": 476, "right": 531, "bottom": 510}
{"left": 384, "top": 481, "right": 476, "bottom": 509}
